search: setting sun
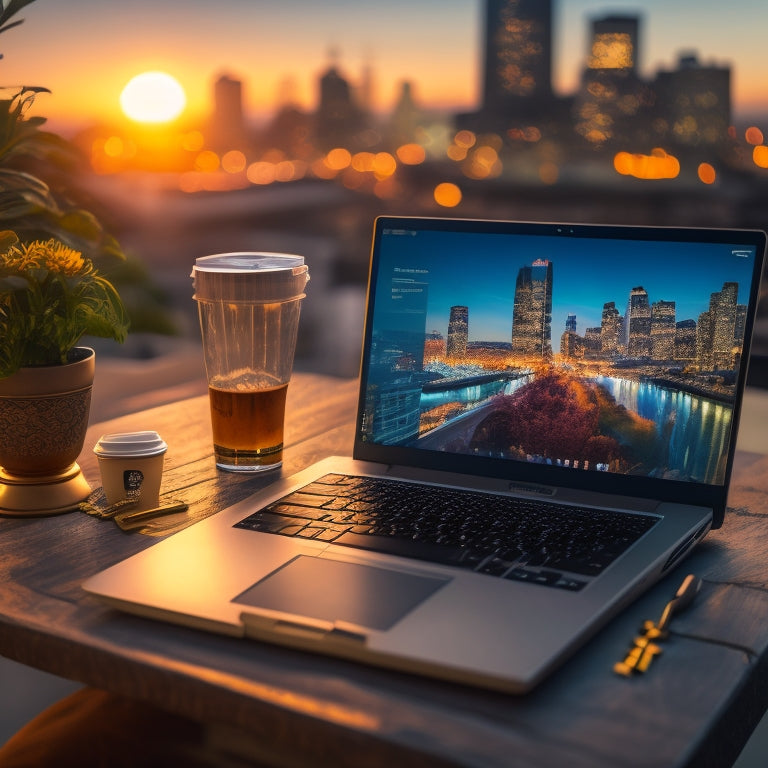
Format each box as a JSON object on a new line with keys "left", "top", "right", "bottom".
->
{"left": 119, "top": 71, "right": 186, "bottom": 124}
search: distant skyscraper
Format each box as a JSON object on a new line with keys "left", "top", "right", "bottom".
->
{"left": 711, "top": 282, "right": 739, "bottom": 369}
{"left": 674, "top": 319, "right": 697, "bottom": 363}
{"left": 696, "top": 282, "right": 743, "bottom": 371}
{"left": 389, "top": 80, "right": 421, "bottom": 146}
{"left": 560, "top": 329, "right": 580, "bottom": 358}
{"left": 574, "top": 14, "right": 647, "bottom": 146}
{"left": 482, "top": 0, "right": 553, "bottom": 116}
{"left": 584, "top": 327, "right": 602, "bottom": 357}
{"left": 589, "top": 15, "right": 640, "bottom": 74}
{"left": 651, "top": 300, "right": 676, "bottom": 361}
{"left": 315, "top": 57, "right": 366, "bottom": 150}
{"left": 447, "top": 305, "right": 469, "bottom": 359}
{"left": 209, "top": 73, "right": 247, "bottom": 151}
{"left": 511, "top": 258, "right": 553, "bottom": 358}
{"left": 624, "top": 286, "right": 652, "bottom": 358}
{"left": 600, "top": 301, "right": 621, "bottom": 357}
{"left": 560, "top": 313, "right": 578, "bottom": 357}
{"left": 655, "top": 53, "right": 731, "bottom": 146}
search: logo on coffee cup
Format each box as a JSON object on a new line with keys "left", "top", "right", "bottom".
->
{"left": 123, "top": 469, "right": 144, "bottom": 498}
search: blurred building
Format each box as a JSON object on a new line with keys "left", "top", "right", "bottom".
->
{"left": 208, "top": 73, "right": 249, "bottom": 152}
{"left": 314, "top": 58, "right": 367, "bottom": 151}
{"left": 388, "top": 81, "right": 422, "bottom": 147}
{"left": 483, "top": 0, "right": 553, "bottom": 111}
{"left": 459, "top": 0, "right": 563, "bottom": 132}
{"left": 573, "top": 14, "right": 654, "bottom": 148}
{"left": 654, "top": 52, "right": 731, "bottom": 147}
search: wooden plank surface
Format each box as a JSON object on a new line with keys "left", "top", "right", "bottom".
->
{"left": 2, "top": 374, "right": 768, "bottom": 767}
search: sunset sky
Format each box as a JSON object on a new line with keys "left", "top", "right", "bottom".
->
{"left": 1, "top": 0, "right": 766, "bottom": 134}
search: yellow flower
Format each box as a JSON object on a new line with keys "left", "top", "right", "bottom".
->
{"left": 6, "top": 239, "right": 88, "bottom": 276}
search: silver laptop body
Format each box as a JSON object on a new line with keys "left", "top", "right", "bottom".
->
{"left": 84, "top": 217, "right": 766, "bottom": 693}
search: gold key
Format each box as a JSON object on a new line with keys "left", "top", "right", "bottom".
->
{"left": 613, "top": 573, "right": 701, "bottom": 677}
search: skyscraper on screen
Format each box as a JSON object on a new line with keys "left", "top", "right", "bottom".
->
{"left": 511, "top": 258, "right": 553, "bottom": 358}
{"left": 447, "top": 306, "right": 469, "bottom": 360}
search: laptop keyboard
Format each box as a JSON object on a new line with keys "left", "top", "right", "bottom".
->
{"left": 235, "top": 474, "right": 659, "bottom": 592}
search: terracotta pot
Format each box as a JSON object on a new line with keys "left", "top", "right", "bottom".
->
{"left": 0, "top": 347, "right": 94, "bottom": 515}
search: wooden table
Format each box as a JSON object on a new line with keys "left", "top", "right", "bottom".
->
{"left": 2, "top": 371, "right": 768, "bottom": 767}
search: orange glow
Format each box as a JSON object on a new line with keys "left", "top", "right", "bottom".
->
{"left": 396, "top": 143, "right": 426, "bottom": 165}
{"left": 745, "top": 126, "right": 764, "bottom": 145}
{"left": 195, "top": 150, "right": 220, "bottom": 173}
{"left": 179, "top": 173, "right": 202, "bottom": 193}
{"left": 311, "top": 157, "right": 337, "bottom": 179}
{"left": 373, "top": 178, "right": 400, "bottom": 199}
{"left": 351, "top": 152, "right": 375, "bottom": 172}
{"left": 447, "top": 144, "right": 468, "bottom": 161}
{"left": 754, "top": 146, "right": 768, "bottom": 168}
{"left": 325, "top": 147, "right": 352, "bottom": 171}
{"left": 248, "top": 161, "right": 276, "bottom": 185}
{"left": 103, "top": 136, "right": 124, "bottom": 158}
{"left": 341, "top": 167, "right": 366, "bottom": 190}
{"left": 276, "top": 160, "right": 303, "bottom": 181}
{"left": 120, "top": 71, "right": 186, "bottom": 124}
{"left": 221, "top": 150, "right": 247, "bottom": 174}
{"left": 613, "top": 149, "right": 680, "bottom": 179}
{"left": 589, "top": 33, "right": 634, "bottom": 70}
{"left": 464, "top": 145, "right": 502, "bottom": 179}
{"left": 372, "top": 152, "right": 397, "bottom": 179}
{"left": 454, "top": 130, "right": 476, "bottom": 149}
{"left": 698, "top": 163, "right": 717, "bottom": 184}
{"left": 539, "top": 161, "right": 559, "bottom": 185}
{"left": 181, "top": 130, "right": 205, "bottom": 152}
{"left": 434, "top": 182, "right": 462, "bottom": 207}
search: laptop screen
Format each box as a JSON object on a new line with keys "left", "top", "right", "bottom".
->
{"left": 355, "top": 217, "right": 765, "bottom": 509}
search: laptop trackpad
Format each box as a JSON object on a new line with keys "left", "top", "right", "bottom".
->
{"left": 233, "top": 555, "right": 449, "bottom": 631}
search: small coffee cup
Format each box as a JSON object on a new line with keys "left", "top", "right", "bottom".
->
{"left": 93, "top": 431, "right": 168, "bottom": 511}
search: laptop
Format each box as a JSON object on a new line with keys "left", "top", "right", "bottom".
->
{"left": 83, "top": 217, "right": 766, "bottom": 693}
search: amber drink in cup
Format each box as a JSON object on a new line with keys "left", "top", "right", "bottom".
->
{"left": 191, "top": 253, "right": 309, "bottom": 472}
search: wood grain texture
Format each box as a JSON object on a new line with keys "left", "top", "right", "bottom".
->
{"left": 2, "top": 374, "right": 768, "bottom": 768}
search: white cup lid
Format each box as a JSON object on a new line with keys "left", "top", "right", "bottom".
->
{"left": 93, "top": 431, "right": 167, "bottom": 458}
{"left": 191, "top": 252, "right": 309, "bottom": 303}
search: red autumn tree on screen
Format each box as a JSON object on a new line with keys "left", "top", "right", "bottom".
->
{"left": 469, "top": 369, "right": 627, "bottom": 466}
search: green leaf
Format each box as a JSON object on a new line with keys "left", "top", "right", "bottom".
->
{"left": 0, "top": 0, "right": 37, "bottom": 29}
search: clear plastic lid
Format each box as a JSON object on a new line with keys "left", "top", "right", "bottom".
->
{"left": 191, "top": 252, "right": 309, "bottom": 303}
{"left": 93, "top": 431, "right": 167, "bottom": 458}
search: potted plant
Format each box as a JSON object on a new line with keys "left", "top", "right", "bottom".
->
{"left": 0, "top": 0, "right": 130, "bottom": 515}
{"left": 0, "top": 231, "right": 128, "bottom": 515}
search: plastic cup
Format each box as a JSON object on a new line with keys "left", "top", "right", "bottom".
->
{"left": 93, "top": 431, "right": 168, "bottom": 511}
{"left": 191, "top": 252, "right": 309, "bottom": 472}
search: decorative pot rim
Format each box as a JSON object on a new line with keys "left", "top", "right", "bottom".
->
{"left": 0, "top": 346, "right": 95, "bottom": 397}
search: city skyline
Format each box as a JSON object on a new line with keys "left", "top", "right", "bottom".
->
{"left": 1, "top": 0, "right": 766, "bottom": 134}
{"left": 377, "top": 231, "right": 757, "bottom": 343}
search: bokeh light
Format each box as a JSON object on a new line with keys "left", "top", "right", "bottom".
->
{"left": 698, "top": 162, "right": 717, "bottom": 184}
{"left": 745, "top": 126, "right": 764, "bottom": 145}
{"left": 434, "top": 182, "right": 462, "bottom": 207}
